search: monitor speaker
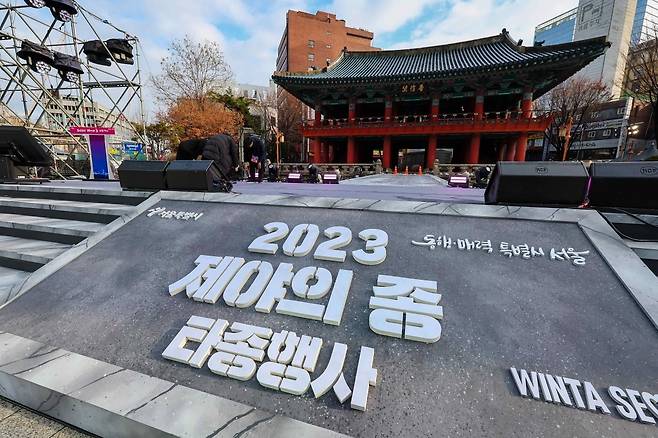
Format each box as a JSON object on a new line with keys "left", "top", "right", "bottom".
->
{"left": 589, "top": 162, "right": 658, "bottom": 210}
{"left": 165, "top": 160, "right": 221, "bottom": 191}
{"left": 118, "top": 160, "right": 169, "bottom": 190}
{"left": 485, "top": 161, "right": 589, "bottom": 206}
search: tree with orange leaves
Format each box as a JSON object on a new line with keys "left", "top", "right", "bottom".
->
{"left": 164, "top": 98, "right": 243, "bottom": 142}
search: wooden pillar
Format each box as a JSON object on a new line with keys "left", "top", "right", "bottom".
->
{"left": 497, "top": 143, "right": 506, "bottom": 162}
{"left": 321, "top": 141, "right": 329, "bottom": 163}
{"left": 467, "top": 134, "right": 480, "bottom": 164}
{"left": 431, "top": 95, "right": 440, "bottom": 120}
{"left": 347, "top": 137, "right": 357, "bottom": 163}
{"left": 384, "top": 96, "right": 393, "bottom": 124}
{"left": 383, "top": 136, "right": 392, "bottom": 169}
{"left": 505, "top": 140, "right": 516, "bottom": 161}
{"left": 474, "top": 89, "right": 485, "bottom": 119}
{"left": 515, "top": 133, "right": 528, "bottom": 162}
{"left": 311, "top": 139, "right": 321, "bottom": 163}
{"left": 348, "top": 98, "right": 356, "bottom": 125}
{"left": 521, "top": 87, "right": 533, "bottom": 119}
{"left": 314, "top": 104, "right": 322, "bottom": 125}
{"left": 426, "top": 135, "right": 437, "bottom": 169}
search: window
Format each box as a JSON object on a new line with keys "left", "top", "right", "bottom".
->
{"left": 590, "top": 111, "right": 599, "bottom": 120}
{"left": 326, "top": 44, "right": 332, "bottom": 49}
{"left": 602, "top": 129, "right": 611, "bottom": 137}
{"left": 308, "top": 53, "right": 315, "bottom": 61}
{"left": 587, "top": 131, "right": 596, "bottom": 139}
{"left": 617, "top": 106, "right": 625, "bottom": 115}
{"left": 326, "top": 58, "right": 331, "bottom": 65}
{"left": 308, "top": 40, "right": 315, "bottom": 48}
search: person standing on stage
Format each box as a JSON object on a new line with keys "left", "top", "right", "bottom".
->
{"left": 247, "top": 135, "right": 267, "bottom": 183}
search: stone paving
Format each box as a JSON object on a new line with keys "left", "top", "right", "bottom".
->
{"left": 29, "top": 175, "right": 487, "bottom": 204}
{"left": 0, "top": 398, "right": 90, "bottom": 438}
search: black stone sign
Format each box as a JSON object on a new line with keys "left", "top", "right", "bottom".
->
{"left": 0, "top": 199, "right": 657, "bottom": 437}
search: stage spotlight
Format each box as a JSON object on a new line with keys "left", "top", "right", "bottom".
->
{"left": 47, "top": 0, "right": 77, "bottom": 22}
{"left": 17, "top": 40, "right": 54, "bottom": 74}
{"left": 53, "top": 52, "right": 83, "bottom": 82}
{"left": 24, "top": 0, "right": 46, "bottom": 7}
{"left": 106, "top": 39, "right": 134, "bottom": 65}
{"left": 82, "top": 40, "right": 112, "bottom": 66}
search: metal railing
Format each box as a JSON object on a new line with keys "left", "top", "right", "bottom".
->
{"left": 304, "top": 111, "right": 548, "bottom": 129}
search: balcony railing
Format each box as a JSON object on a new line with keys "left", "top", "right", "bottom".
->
{"left": 303, "top": 111, "right": 549, "bottom": 129}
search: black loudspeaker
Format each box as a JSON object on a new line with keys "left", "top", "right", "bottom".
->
{"left": 118, "top": 160, "right": 169, "bottom": 190}
{"left": 485, "top": 161, "right": 589, "bottom": 206}
{"left": 165, "top": 160, "right": 221, "bottom": 191}
{"left": 0, "top": 156, "right": 17, "bottom": 181}
{"left": 589, "top": 162, "right": 658, "bottom": 210}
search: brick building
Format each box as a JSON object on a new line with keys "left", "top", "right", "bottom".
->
{"left": 276, "top": 10, "right": 378, "bottom": 73}
{"left": 273, "top": 30, "right": 609, "bottom": 167}
{"left": 276, "top": 11, "right": 378, "bottom": 160}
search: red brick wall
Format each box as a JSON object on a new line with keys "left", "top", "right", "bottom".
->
{"left": 279, "top": 10, "right": 378, "bottom": 74}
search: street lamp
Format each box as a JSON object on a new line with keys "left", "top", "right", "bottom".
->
{"left": 623, "top": 123, "right": 642, "bottom": 159}
{"left": 275, "top": 132, "right": 285, "bottom": 164}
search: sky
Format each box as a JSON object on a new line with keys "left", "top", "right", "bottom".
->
{"left": 84, "top": 0, "right": 578, "bottom": 114}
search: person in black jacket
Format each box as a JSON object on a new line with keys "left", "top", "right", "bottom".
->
{"left": 247, "top": 135, "right": 266, "bottom": 183}
{"left": 202, "top": 133, "right": 240, "bottom": 180}
{"left": 176, "top": 138, "right": 206, "bottom": 160}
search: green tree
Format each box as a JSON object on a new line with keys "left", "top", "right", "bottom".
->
{"left": 144, "top": 121, "right": 179, "bottom": 158}
{"left": 210, "top": 91, "right": 261, "bottom": 133}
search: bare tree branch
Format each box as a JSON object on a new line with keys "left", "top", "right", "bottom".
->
{"left": 535, "top": 76, "right": 610, "bottom": 160}
{"left": 151, "top": 36, "right": 233, "bottom": 105}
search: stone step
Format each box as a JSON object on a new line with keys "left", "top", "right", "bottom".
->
{"left": 0, "top": 266, "right": 30, "bottom": 300}
{"left": 0, "top": 184, "right": 151, "bottom": 206}
{"left": 624, "top": 239, "right": 658, "bottom": 261}
{"left": 0, "top": 212, "right": 103, "bottom": 243}
{"left": 0, "top": 235, "right": 70, "bottom": 268}
{"left": 0, "top": 197, "right": 133, "bottom": 223}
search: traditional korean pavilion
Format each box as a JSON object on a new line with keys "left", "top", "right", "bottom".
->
{"left": 272, "top": 29, "right": 610, "bottom": 167}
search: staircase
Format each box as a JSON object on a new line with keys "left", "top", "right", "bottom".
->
{"left": 600, "top": 211, "right": 658, "bottom": 277}
{"left": 0, "top": 184, "right": 153, "bottom": 304}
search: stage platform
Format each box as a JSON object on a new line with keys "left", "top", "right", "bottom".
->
{"left": 0, "top": 190, "right": 657, "bottom": 437}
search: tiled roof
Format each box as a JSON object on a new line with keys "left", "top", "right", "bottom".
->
{"left": 272, "top": 30, "right": 609, "bottom": 85}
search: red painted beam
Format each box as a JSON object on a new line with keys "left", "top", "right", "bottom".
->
{"left": 302, "top": 118, "right": 551, "bottom": 138}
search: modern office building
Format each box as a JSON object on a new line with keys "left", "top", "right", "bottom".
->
{"left": 631, "top": 0, "right": 658, "bottom": 43}
{"left": 536, "top": 1, "right": 658, "bottom": 45}
{"left": 273, "top": 30, "right": 608, "bottom": 166}
{"left": 535, "top": 0, "right": 658, "bottom": 97}
{"left": 534, "top": 8, "right": 578, "bottom": 45}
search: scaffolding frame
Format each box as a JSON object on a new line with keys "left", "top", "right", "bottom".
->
{"left": 0, "top": 1, "right": 146, "bottom": 179}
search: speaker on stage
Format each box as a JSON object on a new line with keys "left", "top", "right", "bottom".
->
{"left": 118, "top": 160, "right": 169, "bottom": 190}
{"left": 485, "top": 161, "right": 589, "bottom": 206}
{"left": 589, "top": 162, "right": 658, "bottom": 210}
{"left": 165, "top": 160, "right": 222, "bottom": 191}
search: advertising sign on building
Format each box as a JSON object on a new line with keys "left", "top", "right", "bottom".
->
{"left": 573, "top": 0, "right": 636, "bottom": 97}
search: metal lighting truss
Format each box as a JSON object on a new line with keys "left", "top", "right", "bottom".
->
{"left": 0, "top": 1, "right": 146, "bottom": 178}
